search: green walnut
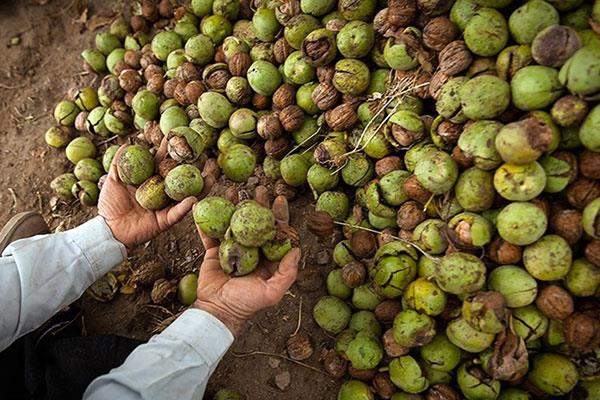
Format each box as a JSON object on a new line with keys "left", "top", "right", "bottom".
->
{"left": 523, "top": 234, "right": 572, "bottom": 281}
{"left": 198, "top": 92, "right": 234, "bottom": 129}
{"left": 457, "top": 363, "right": 501, "bottom": 400}
{"left": 164, "top": 165, "right": 204, "bottom": 201}
{"left": 151, "top": 31, "right": 183, "bottom": 61}
{"left": 498, "top": 388, "right": 532, "bottom": 400}
{"left": 252, "top": 7, "right": 280, "bottom": 42}
{"left": 72, "top": 180, "right": 99, "bottom": 207}
{"left": 539, "top": 154, "right": 573, "bottom": 193}
{"left": 106, "top": 48, "right": 125, "bottom": 75}
{"left": 296, "top": 82, "right": 319, "bottom": 114}
{"left": 65, "top": 137, "right": 97, "bottom": 164}
{"left": 74, "top": 158, "right": 103, "bottom": 183}
{"left": 387, "top": 110, "right": 425, "bottom": 148}
{"left": 528, "top": 353, "right": 578, "bottom": 395}
{"left": 218, "top": 144, "right": 256, "bottom": 183}
{"left": 193, "top": 196, "right": 236, "bottom": 239}
{"left": 45, "top": 126, "right": 71, "bottom": 149}
{"left": 496, "top": 44, "right": 533, "bottom": 81}
{"left": 229, "top": 108, "right": 258, "bottom": 139}
{"left": 135, "top": 176, "right": 170, "bottom": 211}
{"left": 346, "top": 333, "right": 383, "bottom": 370}
{"left": 160, "top": 106, "right": 189, "bottom": 136}
{"left": 301, "top": 29, "right": 337, "bottom": 67}
{"left": 487, "top": 265, "right": 538, "bottom": 308}
{"left": 219, "top": 238, "right": 260, "bottom": 276}
{"left": 307, "top": 164, "right": 339, "bottom": 196}
{"left": 333, "top": 240, "right": 356, "bottom": 267}
{"left": 389, "top": 356, "right": 429, "bottom": 394}
{"left": 313, "top": 295, "right": 351, "bottom": 334}
{"left": 73, "top": 87, "right": 99, "bottom": 112}
{"left": 565, "top": 258, "right": 600, "bottom": 297}
{"left": 332, "top": 59, "right": 370, "bottom": 96}
{"left": 175, "top": 21, "right": 199, "bottom": 42}
{"left": 459, "top": 75, "right": 510, "bottom": 120}
{"left": 493, "top": 162, "right": 547, "bottom": 201}
{"left": 352, "top": 284, "right": 382, "bottom": 310}
{"left": 166, "top": 49, "right": 187, "bottom": 78}
{"left": 509, "top": 0, "right": 560, "bottom": 44}
{"left": 494, "top": 117, "right": 553, "bottom": 165}
{"left": 316, "top": 191, "right": 350, "bottom": 222}
{"left": 365, "top": 180, "right": 396, "bottom": 219}
{"left": 337, "top": 380, "right": 374, "bottom": 400}
{"left": 201, "top": 15, "right": 232, "bottom": 44}
{"left": 450, "top": 0, "right": 482, "bottom": 31}
{"left": 95, "top": 32, "right": 121, "bottom": 56}
{"left": 435, "top": 252, "right": 486, "bottom": 296}
{"left": 54, "top": 100, "right": 79, "bottom": 127}
{"left": 582, "top": 198, "right": 600, "bottom": 239}
{"left": 247, "top": 60, "right": 282, "bottom": 96}
{"left": 300, "top": 0, "right": 335, "bottom": 16}
{"left": 102, "top": 145, "right": 119, "bottom": 173}
{"left": 213, "top": 389, "right": 243, "bottom": 400}
{"left": 447, "top": 212, "right": 494, "bottom": 247}
{"left": 230, "top": 200, "right": 276, "bottom": 248}
{"left": 116, "top": 145, "right": 154, "bottom": 186}
{"left": 559, "top": 46, "right": 600, "bottom": 101}
{"left": 512, "top": 305, "right": 548, "bottom": 343}
{"left": 383, "top": 35, "right": 419, "bottom": 71}
{"left": 184, "top": 34, "right": 214, "bottom": 65}
{"left": 51, "top": 173, "right": 78, "bottom": 201}
{"left": 284, "top": 14, "right": 321, "bottom": 49}
{"left": 378, "top": 170, "right": 410, "bottom": 206}
{"left": 455, "top": 168, "right": 495, "bottom": 212}
{"left": 414, "top": 151, "right": 458, "bottom": 195}
{"left": 497, "top": 202, "right": 547, "bottom": 246}
{"left": 373, "top": 253, "right": 417, "bottom": 298}
{"left": 132, "top": 90, "right": 159, "bottom": 121}
{"left": 393, "top": 310, "right": 436, "bottom": 348}
{"left": 341, "top": 155, "right": 373, "bottom": 188}
{"left": 579, "top": 104, "right": 600, "bottom": 152}
{"left": 511, "top": 66, "right": 563, "bottom": 111}
{"left": 403, "top": 278, "right": 447, "bottom": 317}
{"left": 412, "top": 219, "right": 448, "bottom": 255}
{"left": 420, "top": 334, "right": 463, "bottom": 373}
{"left": 327, "top": 269, "right": 352, "bottom": 299}
{"left": 283, "top": 51, "right": 316, "bottom": 84}
{"left": 464, "top": 8, "right": 509, "bottom": 56}
{"left": 457, "top": 120, "right": 503, "bottom": 170}
{"left": 447, "top": 317, "right": 496, "bottom": 353}
{"left": 280, "top": 154, "right": 309, "bottom": 187}
{"left": 81, "top": 49, "right": 107, "bottom": 73}
{"left": 349, "top": 311, "right": 381, "bottom": 337}
{"left": 337, "top": 21, "right": 374, "bottom": 59}
{"left": 178, "top": 273, "right": 198, "bottom": 306}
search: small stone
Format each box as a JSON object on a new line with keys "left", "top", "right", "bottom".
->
{"left": 316, "top": 250, "right": 330, "bottom": 265}
{"left": 268, "top": 357, "right": 281, "bottom": 369}
{"left": 274, "top": 371, "right": 291, "bottom": 391}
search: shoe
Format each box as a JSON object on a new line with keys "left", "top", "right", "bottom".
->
{"left": 0, "top": 211, "right": 50, "bottom": 254}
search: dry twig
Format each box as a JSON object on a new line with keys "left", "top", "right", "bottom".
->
{"left": 231, "top": 351, "right": 327, "bottom": 375}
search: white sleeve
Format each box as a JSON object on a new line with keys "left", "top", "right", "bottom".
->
{"left": 83, "top": 308, "right": 234, "bottom": 400}
{"left": 0, "top": 216, "right": 127, "bottom": 351}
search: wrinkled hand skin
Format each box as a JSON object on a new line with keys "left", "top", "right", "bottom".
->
{"left": 98, "top": 140, "right": 216, "bottom": 248}
{"left": 193, "top": 192, "right": 301, "bottom": 336}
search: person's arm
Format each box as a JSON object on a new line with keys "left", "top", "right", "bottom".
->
{"left": 0, "top": 216, "right": 126, "bottom": 352}
{"left": 84, "top": 195, "right": 300, "bottom": 400}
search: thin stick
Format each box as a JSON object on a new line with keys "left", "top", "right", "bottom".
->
{"left": 8, "top": 188, "right": 18, "bottom": 210}
{"left": 333, "top": 221, "right": 439, "bottom": 261}
{"left": 291, "top": 298, "right": 303, "bottom": 337}
{"left": 98, "top": 135, "right": 119, "bottom": 146}
{"left": 283, "top": 125, "right": 324, "bottom": 158}
{"left": 231, "top": 351, "right": 327, "bottom": 375}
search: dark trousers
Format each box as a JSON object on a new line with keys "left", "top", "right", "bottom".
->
{"left": 0, "top": 308, "right": 142, "bottom": 400}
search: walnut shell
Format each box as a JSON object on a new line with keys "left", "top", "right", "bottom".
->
{"left": 257, "top": 112, "right": 283, "bottom": 140}
{"left": 402, "top": 175, "right": 432, "bottom": 204}
{"left": 585, "top": 240, "right": 600, "bottom": 267}
{"left": 151, "top": 278, "right": 176, "bottom": 305}
{"left": 564, "top": 313, "right": 600, "bottom": 352}
{"left": 423, "top": 16, "right": 459, "bottom": 51}
{"left": 375, "top": 156, "right": 403, "bottom": 177}
{"left": 124, "top": 50, "right": 141, "bottom": 69}
{"left": 487, "top": 236, "right": 522, "bottom": 265}
{"left": 312, "top": 82, "right": 340, "bottom": 111}
{"left": 426, "top": 384, "right": 461, "bottom": 400}
{"left": 163, "top": 78, "right": 180, "bottom": 99}
{"left": 158, "top": 158, "right": 179, "bottom": 178}
{"left": 143, "top": 120, "right": 163, "bottom": 147}
{"left": 279, "top": 105, "right": 305, "bottom": 132}
{"left": 325, "top": 103, "right": 359, "bottom": 131}
{"left": 264, "top": 137, "right": 291, "bottom": 159}
{"left": 287, "top": 332, "right": 314, "bottom": 361}
{"left": 383, "top": 329, "right": 410, "bottom": 357}
{"left": 438, "top": 40, "right": 472, "bottom": 76}
{"left": 375, "top": 300, "right": 402, "bottom": 324}
{"left": 185, "top": 81, "right": 205, "bottom": 104}
{"left": 228, "top": 52, "right": 252, "bottom": 77}
{"left": 146, "top": 74, "right": 165, "bottom": 94}
{"left": 388, "top": 0, "right": 417, "bottom": 27}
{"left": 536, "top": 285, "right": 574, "bottom": 320}
{"left": 176, "top": 62, "right": 200, "bottom": 83}
{"left": 306, "top": 211, "right": 334, "bottom": 238}
{"left": 396, "top": 200, "right": 426, "bottom": 231}
{"left": 272, "top": 84, "right": 296, "bottom": 111}
{"left": 373, "top": 373, "right": 395, "bottom": 399}
{"left": 252, "top": 93, "right": 271, "bottom": 110}
{"left": 580, "top": 150, "right": 600, "bottom": 180}
{"left": 566, "top": 178, "right": 600, "bottom": 209}
{"left": 119, "top": 69, "right": 142, "bottom": 93}
{"left": 316, "top": 65, "right": 335, "bottom": 83}
{"left": 274, "top": 179, "right": 296, "bottom": 201}
{"left": 350, "top": 230, "right": 377, "bottom": 259}
{"left": 549, "top": 209, "right": 582, "bottom": 246}
{"left": 274, "top": 37, "right": 294, "bottom": 65}
{"left": 174, "top": 81, "right": 189, "bottom": 105}
{"left": 342, "top": 261, "right": 367, "bottom": 288}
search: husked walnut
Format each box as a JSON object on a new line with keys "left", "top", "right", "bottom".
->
{"left": 438, "top": 40, "right": 472, "bottom": 76}
{"left": 257, "top": 112, "right": 283, "bottom": 140}
{"left": 550, "top": 209, "right": 582, "bottom": 245}
{"left": 279, "top": 105, "right": 305, "bottom": 132}
{"left": 403, "top": 175, "right": 432, "bottom": 204}
{"left": 423, "top": 16, "right": 459, "bottom": 51}
{"left": 536, "top": 285, "right": 574, "bottom": 320}
{"left": 375, "top": 300, "right": 402, "bottom": 324}
{"left": 564, "top": 313, "right": 600, "bottom": 352}
{"left": 585, "top": 240, "right": 600, "bottom": 267}
{"left": 272, "top": 84, "right": 296, "bottom": 110}
{"left": 286, "top": 332, "right": 314, "bottom": 361}
{"left": 228, "top": 52, "right": 252, "bottom": 77}
{"left": 325, "top": 103, "right": 358, "bottom": 131}
{"left": 396, "top": 200, "right": 426, "bottom": 231}
{"left": 312, "top": 82, "right": 340, "bottom": 111}
{"left": 567, "top": 178, "right": 600, "bottom": 209}
{"left": 350, "top": 230, "right": 377, "bottom": 259}
{"left": 375, "top": 156, "right": 403, "bottom": 177}
{"left": 264, "top": 137, "right": 290, "bottom": 159}
{"left": 487, "top": 236, "right": 522, "bottom": 265}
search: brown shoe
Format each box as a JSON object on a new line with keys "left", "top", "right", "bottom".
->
{"left": 0, "top": 211, "right": 50, "bottom": 253}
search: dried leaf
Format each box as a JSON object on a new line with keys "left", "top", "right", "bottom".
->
{"left": 86, "top": 14, "right": 116, "bottom": 31}
{"left": 486, "top": 316, "right": 529, "bottom": 381}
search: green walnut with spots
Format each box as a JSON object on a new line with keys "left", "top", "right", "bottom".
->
{"left": 72, "top": 180, "right": 100, "bottom": 207}
{"left": 85, "top": 106, "right": 109, "bottom": 136}
{"left": 81, "top": 49, "right": 107, "bottom": 73}
{"left": 464, "top": 8, "right": 509, "bottom": 56}
{"left": 487, "top": 265, "right": 538, "bottom": 308}
{"left": 349, "top": 311, "right": 381, "bottom": 337}
{"left": 455, "top": 168, "right": 495, "bottom": 212}
{"left": 459, "top": 75, "right": 510, "bottom": 120}
{"left": 51, "top": 173, "right": 78, "bottom": 201}
{"left": 435, "top": 252, "right": 486, "bottom": 296}
{"left": 313, "top": 295, "right": 351, "bottom": 334}
{"left": 352, "top": 284, "right": 382, "bottom": 310}
{"left": 511, "top": 66, "right": 563, "bottom": 111}
{"left": 528, "top": 353, "right": 578, "bottom": 395}
{"left": 579, "top": 104, "right": 600, "bottom": 152}
{"left": 193, "top": 196, "right": 236, "bottom": 239}
{"left": 218, "top": 144, "right": 256, "bottom": 183}
{"left": 164, "top": 165, "right": 204, "bottom": 201}
{"left": 337, "top": 380, "right": 374, "bottom": 400}
{"left": 160, "top": 106, "right": 189, "bottom": 136}
{"left": 523, "top": 234, "right": 572, "bottom": 281}
{"left": 412, "top": 219, "right": 448, "bottom": 255}
{"left": 494, "top": 117, "right": 553, "bottom": 165}
{"left": 539, "top": 154, "right": 574, "bottom": 193}
{"left": 280, "top": 154, "right": 310, "bottom": 187}
{"left": 341, "top": 155, "right": 373, "bottom": 188}
{"left": 509, "top": 0, "right": 560, "bottom": 44}
{"left": 45, "top": 126, "right": 71, "bottom": 149}
{"left": 219, "top": 238, "right": 260, "bottom": 276}
{"left": 447, "top": 317, "right": 496, "bottom": 353}
{"left": 73, "top": 87, "right": 99, "bottom": 112}
{"left": 393, "top": 309, "right": 436, "bottom": 348}
{"left": 583, "top": 198, "right": 600, "bottom": 239}
{"left": 135, "top": 176, "right": 170, "bottom": 211}
{"left": 497, "top": 202, "right": 547, "bottom": 246}
{"left": 229, "top": 108, "right": 258, "bottom": 139}
{"left": 332, "top": 59, "right": 370, "bottom": 96}
{"left": 420, "top": 334, "right": 463, "bottom": 373}
{"left": 316, "top": 191, "right": 350, "bottom": 222}
{"left": 284, "top": 14, "right": 321, "bottom": 49}
{"left": 132, "top": 90, "right": 160, "bottom": 121}
{"left": 378, "top": 170, "right": 410, "bottom": 206}
{"left": 336, "top": 21, "right": 374, "bottom": 59}
{"left": 457, "top": 120, "right": 503, "bottom": 170}
{"left": 457, "top": 363, "right": 501, "bottom": 400}
{"left": 74, "top": 158, "right": 103, "bottom": 183}
{"left": 403, "top": 278, "right": 447, "bottom": 317}
{"left": 493, "top": 162, "right": 547, "bottom": 201}
{"left": 346, "top": 333, "right": 383, "bottom": 370}
{"left": 184, "top": 34, "right": 214, "bottom": 65}
{"left": 447, "top": 212, "right": 494, "bottom": 248}
{"left": 307, "top": 164, "right": 339, "bottom": 196}
{"left": 389, "top": 356, "right": 429, "bottom": 394}
{"left": 414, "top": 151, "right": 458, "bottom": 195}
{"left": 116, "top": 145, "right": 154, "bottom": 186}
{"left": 66, "top": 137, "right": 97, "bottom": 165}
{"left": 565, "top": 258, "right": 600, "bottom": 297}
{"left": 373, "top": 253, "right": 417, "bottom": 298}
{"left": 230, "top": 200, "right": 276, "bottom": 248}
{"left": 512, "top": 305, "right": 548, "bottom": 343}
{"left": 283, "top": 51, "right": 316, "bottom": 84}
{"left": 436, "top": 77, "right": 468, "bottom": 123}
{"left": 559, "top": 46, "right": 600, "bottom": 101}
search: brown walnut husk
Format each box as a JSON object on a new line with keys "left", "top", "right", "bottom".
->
{"left": 322, "top": 349, "right": 347, "bottom": 379}
{"left": 426, "top": 384, "right": 461, "bottom": 400}
{"left": 373, "top": 373, "right": 395, "bottom": 399}
{"left": 487, "top": 320, "right": 529, "bottom": 381}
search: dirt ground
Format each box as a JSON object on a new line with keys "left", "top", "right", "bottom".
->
{"left": 0, "top": 1, "right": 340, "bottom": 398}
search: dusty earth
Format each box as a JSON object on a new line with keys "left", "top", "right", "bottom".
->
{"left": 0, "top": 1, "right": 340, "bottom": 398}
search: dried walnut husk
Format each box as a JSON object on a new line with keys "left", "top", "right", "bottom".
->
{"left": 487, "top": 318, "right": 529, "bottom": 381}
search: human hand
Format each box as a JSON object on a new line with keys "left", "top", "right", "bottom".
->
{"left": 192, "top": 191, "right": 301, "bottom": 336}
{"left": 98, "top": 142, "right": 218, "bottom": 248}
